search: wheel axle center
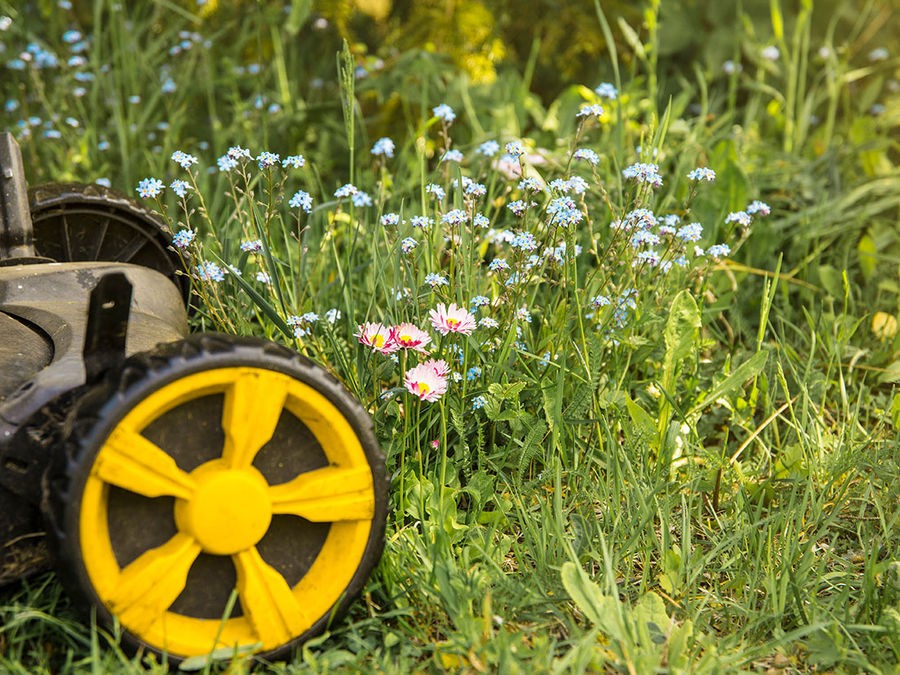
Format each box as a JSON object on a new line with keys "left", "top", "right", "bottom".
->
{"left": 175, "top": 465, "right": 272, "bottom": 555}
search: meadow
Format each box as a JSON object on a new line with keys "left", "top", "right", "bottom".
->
{"left": 1, "top": 0, "right": 898, "bottom": 672}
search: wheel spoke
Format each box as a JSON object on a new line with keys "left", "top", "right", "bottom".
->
{"left": 269, "top": 466, "right": 374, "bottom": 522}
{"left": 94, "top": 427, "right": 196, "bottom": 499}
{"left": 61, "top": 213, "right": 73, "bottom": 261}
{"left": 115, "top": 228, "right": 151, "bottom": 263}
{"left": 221, "top": 371, "right": 288, "bottom": 469}
{"left": 86, "top": 215, "right": 111, "bottom": 260}
{"left": 107, "top": 532, "right": 201, "bottom": 635}
{"left": 234, "top": 547, "right": 308, "bottom": 648}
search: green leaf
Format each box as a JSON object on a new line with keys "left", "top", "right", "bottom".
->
{"left": 484, "top": 382, "right": 527, "bottom": 421}
{"left": 461, "top": 470, "right": 496, "bottom": 512}
{"left": 662, "top": 290, "right": 701, "bottom": 388}
{"left": 668, "top": 619, "right": 695, "bottom": 670}
{"left": 217, "top": 256, "right": 293, "bottom": 339}
{"left": 517, "top": 418, "right": 547, "bottom": 480}
{"left": 658, "top": 290, "right": 701, "bottom": 443}
{"left": 560, "top": 562, "right": 623, "bottom": 640}
{"left": 560, "top": 562, "right": 601, "bottom": 625}
{"left": 848, "top": 109, "right": 893, "bottom": 177}
{"left": 878, "top": 361, "right": 900, "bottom": 385}
{"left": 596, "top": 387, "right": 625, "bottom": 409}
{"left": 487, "top": 381, "right": 527, "bottom": 401}
{"left": 542, "top": 84, "right": 596, "bottom": 135}
{"left": 542, "top": 383, "right": 562, "bottom": 434}
{"left": 483, "top": 395, "right": 503, "bottom": 421}
{"left": 857, "top": 234, "right": 878, "bottom": 280}
{"left": 714, "top": 153, "right": 751, "bottom": 214}
{"left": 658, "top": 572, "right": 674, "bottom": 595}
{"left": 633, "top": 591, "right": 670, "bottom": 645}
{"left": 773, "top": 443, "right": 807, "bottom": 479}
{"left": 891, "top": 394, "right": 900, "bottom": 431}
{"left": 688, "top": 350, "right": 769, "bottom": 417}
{"left": 817, "top": 264, "right": 843, "bottom": 297}
{"left": 285, "top": 0, "right": 312, "bottom": 35}
{"left": 625, "top": 395, "right": 658, "bottom": 444}
{"left": 806, "top": 626, "right": 845, "bottom": 669}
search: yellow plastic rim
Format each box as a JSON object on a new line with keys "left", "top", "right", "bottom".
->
{"left": 78, "top": 367, "right": 375, "bottom": 658}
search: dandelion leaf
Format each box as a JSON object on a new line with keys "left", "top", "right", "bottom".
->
{"left": 625, "top": 395, "right": 657, "bottom": 446}
{"left": 560, "top": 562, "right": 623, "bottom": 639}
{"left": 542, "top": 383, "right": 563, "bottom": 435}
{"left": 461, "top": 470, "right": 496, "bottom": 514}
{"left": 668, "top": 618, "right": 695, "bottom": 671}
{"left": 688, "top": 350, "right": 768, "bottom": 417}
{"left": 817, "top": 264, "right": 843, "bottom": 297}
{"left": 877, "top": 360, "right": 900, "bottom": 385}
{"left": 633, "top": 591, "right": 670, "bottom": 639}
{"left": 663, "top": 290, "right": 701, "bottom": 379}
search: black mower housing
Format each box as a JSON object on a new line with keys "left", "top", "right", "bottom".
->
{"left": 0, "top": 132, "right": 188, "bottom": 583}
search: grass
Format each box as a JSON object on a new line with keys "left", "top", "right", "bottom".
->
{"left": 1, "top": 0, "right": 899, "bottom": 672}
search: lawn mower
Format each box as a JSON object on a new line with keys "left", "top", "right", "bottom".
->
{"left": 0, "top": 131, "right": 387, "bottom": 663}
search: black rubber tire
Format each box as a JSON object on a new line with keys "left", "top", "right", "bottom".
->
{"left": 43, "top": 333, "right": 387, "bottom": 663}
{"left": 28, "top": 182, "right": 190, "bottom": 305}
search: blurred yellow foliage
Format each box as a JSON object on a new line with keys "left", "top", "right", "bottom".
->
{"left": 380, "top": 0, "right": 503, "bottom": 83}
{"left": 355, "top": 0, "right": 392, "bottom": 21}
{"left": 159, "top": 0, "right": 638, "bottom": 95}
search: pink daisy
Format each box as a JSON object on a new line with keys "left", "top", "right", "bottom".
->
{"left": 391, "top": 322, "right": 432, "bottom": 353}
{"left": 429, "top": 303, "right": 477, "bottom": 336}
{"left": 425, "top": 358, "right": 451, "bottom": 378}
{"left": 355, "top": 322, "right": 399, "bottom": 354}
{"left": 404, "top": 362, "right": 448, "bottom": 402}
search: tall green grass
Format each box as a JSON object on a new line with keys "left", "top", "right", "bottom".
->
{"left": 1, "top": 0, "right": 898, "bottom": 671}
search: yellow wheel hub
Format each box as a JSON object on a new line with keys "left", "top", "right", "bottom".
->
{"left": 174, "top": 462, "right": 272, "bottom": 555}
{"left": 76, "top": 366, "right": 376, "bottom": 658}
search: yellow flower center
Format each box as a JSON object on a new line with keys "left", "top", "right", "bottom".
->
{"left": 400, "top": 334, "right": 412, "bottom": 343}
{"left": 447, "top": 318, "right": 460, "bottom": 328}
{"left": 373, "top": 334, "right": 385, "bottom": 348}
{"left": 418, "top": 382, "right": 431, "bottom": 395}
